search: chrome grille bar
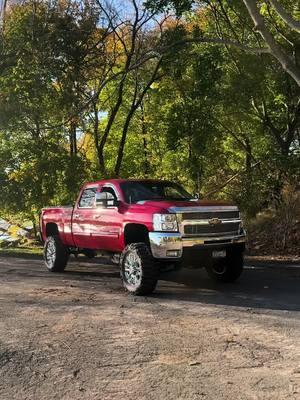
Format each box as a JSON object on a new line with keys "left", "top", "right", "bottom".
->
{"left": 170, "top": 206, "right": 241, "bottom": 238}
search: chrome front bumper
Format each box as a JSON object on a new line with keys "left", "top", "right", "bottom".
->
{"left": 149, "top": 232, "right": 246, "bottom": 259}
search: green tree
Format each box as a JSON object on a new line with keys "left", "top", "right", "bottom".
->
{"left": 146, "top": 0, "right": 300, "bottom": 86}
{"left": 0, "top": 0, "right": 99, "bottom": 224}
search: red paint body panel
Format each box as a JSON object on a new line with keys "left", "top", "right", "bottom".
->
{"left": 41, "top": 179, "right": 234, "bottom": 252}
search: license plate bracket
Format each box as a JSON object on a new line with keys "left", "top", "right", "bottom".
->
{"left": 212, "top": 250, "right": 226, "bottom": 258}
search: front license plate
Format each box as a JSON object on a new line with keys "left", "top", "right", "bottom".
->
{"left": 212, "top": 250, "right": 226, "bottom": 258}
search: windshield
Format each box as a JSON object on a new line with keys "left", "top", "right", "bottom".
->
{"left": 120, "top": 181, "right": 193, "bottom": 204}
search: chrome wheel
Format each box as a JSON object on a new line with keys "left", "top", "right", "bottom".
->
{"left": 45, "top": 238, "right": 56, "bottom": 268}
{"left": 43, "top": 235, "right": 68, "bottom": 272}
{"left": 123, "top": 252, "right": 142, "bottom": 287}
{"left": 120, "top": 243, "right": 159, "bottom": 295}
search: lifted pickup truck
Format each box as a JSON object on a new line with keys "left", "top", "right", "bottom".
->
{"left": 41, "top": 179, "right": 246, "bottom": 295}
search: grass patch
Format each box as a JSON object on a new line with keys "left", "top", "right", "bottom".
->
{"left": 0, "top": 246, "right": 43, "bottom": 257}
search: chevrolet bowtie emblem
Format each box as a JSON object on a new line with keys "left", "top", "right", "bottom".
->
{"left": 208, "top": 218, "right": 221, "bottom": 226}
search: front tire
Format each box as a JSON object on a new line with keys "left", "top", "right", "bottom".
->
{"left": 206, "top": 249, "right": 244, "bottom": 283}
{"left": 120, "top": 243, "right": 159, "bottom": 295}
{"left": 44, "top": 235, "right": 69, "bottom": 272}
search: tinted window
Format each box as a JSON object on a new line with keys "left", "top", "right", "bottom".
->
{"left": 120, "top": 181, "right": 192, "bottom": 204}
{"left": 101, "top": 186, "right": 117, "bottom": 200}
{"left": 79, "top": 188, "right": 96, "bottom": 208}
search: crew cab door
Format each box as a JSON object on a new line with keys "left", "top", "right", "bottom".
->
{"left": 72, "top": 186, "right": 98, "bottom": 249}
{"left": 91, "top": 185, "right": 123, "bottom": 251}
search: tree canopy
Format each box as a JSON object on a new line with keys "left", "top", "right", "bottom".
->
{"left": 0, "top": 0, "right": 299, "bottom": 225}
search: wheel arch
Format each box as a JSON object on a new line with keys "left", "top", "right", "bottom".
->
{"left": 45, "top": 222, "right": 59, "bottom": 237}
{"left": 123, "top": 223, "right": 149, "bottom": 246}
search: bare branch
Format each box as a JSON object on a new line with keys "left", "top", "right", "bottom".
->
{"left": 158, "top": 36, "right": 270, "bottom": 54}
{"left": 265, "top": 2, "right": 295, "bottom": 47}
{"left": 269, "top": 0, "right": 300, "bottom": 33}
{"left": 204, "top": 161, "right": 262, "bottom": 197}
{"left": 114, "top": 57, "right": 163, "bottom": 175}
{"left": 242, "top": 0, "right": 300, "bottom": 86}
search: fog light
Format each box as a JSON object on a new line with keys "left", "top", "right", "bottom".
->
{"left": 167, "top": 250, "right": 180, "bottom": 257}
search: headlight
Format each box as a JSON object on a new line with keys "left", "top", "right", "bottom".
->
{"left": 153, "top": 214, "right": 178, "bottom": 232}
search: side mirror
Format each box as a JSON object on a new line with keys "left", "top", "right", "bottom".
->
{"left": 95, "top": 192, "right": 118, "bottom": 208}
{"left": 191, "top": 193, "right": 200, "bottom": 201}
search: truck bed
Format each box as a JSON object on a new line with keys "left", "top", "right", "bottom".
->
{"left": 41, "top": 206, "right": 74, "bottom": 246}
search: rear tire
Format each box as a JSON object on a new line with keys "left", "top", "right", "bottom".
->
{"left": 44, "top": 235, "right": 69, "bottom": 272}
{"left": 206, "top": 249, "right": 244, "bottom": 283}
{"left": 120, "top": 243, "right": 159, "bottom": 295}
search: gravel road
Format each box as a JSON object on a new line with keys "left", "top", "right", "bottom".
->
{"left": 0, "top": 255, "right": 300, "bottom": 400}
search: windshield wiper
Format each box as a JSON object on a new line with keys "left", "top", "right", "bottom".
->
{"left": 137, "top": 197, "right": 165, "bottom": 202}
{"left": 135, "top": 196, "right": 192, "bottom": 202}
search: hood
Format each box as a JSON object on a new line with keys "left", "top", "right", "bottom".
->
{"left": 133, "top": 199, "right": 236, "bottom": 213}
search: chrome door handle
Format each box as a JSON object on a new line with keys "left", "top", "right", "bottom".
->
{"left": 74, "top": 214, "right": 81, "bottom": 218}
{"left": 94, "top": 215, "right": 102, "bottom": 220}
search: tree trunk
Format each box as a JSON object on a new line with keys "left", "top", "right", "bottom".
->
{"left": 244, "top": 137, "right": 253, "bottom": 199}
{"left": 69, "top": 121, "right": 77, "bottom": 156}
{"left": 114, "top": 59, "right": 162, "bottom": 176}
{"left": 142, "top": 136, "right": 149, "bottom": 176}
{"left": 31, "top": 213, "right": 38, "bottom": 239}
{"left": 243, "top": 0, "right": 300, "bottom": 86}
{"left": 141, "top": 104, "right": 150, "bottom": 176}
{"left": 114, "top": 109, "right": 135, "bottom": 177}
{"left": 269, "top": 0, "right": 300, "bottom": 33}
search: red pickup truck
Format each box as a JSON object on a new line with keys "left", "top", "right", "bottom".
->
{"left": 41, "top": 179, "right": 246, "bottom": 295}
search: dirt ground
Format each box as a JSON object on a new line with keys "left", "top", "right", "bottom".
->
{"left": 0, "top": 255, "right": 300, "bottom": 400}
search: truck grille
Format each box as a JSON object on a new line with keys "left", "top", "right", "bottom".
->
{"left": 176, "top": 208, "right": 241, "bottom": 238}
{"left": 184, "top": 222, "right": 240, "bottom": 236}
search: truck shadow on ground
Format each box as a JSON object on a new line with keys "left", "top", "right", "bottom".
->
{"left": 1, "top": 256, "right": 300, "bottom": 312}
{"left": 156, "top": 264, "right": 300, "bottom": 312}
{"left": 47, "top": 259, "right": 300, "bottom": 313}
